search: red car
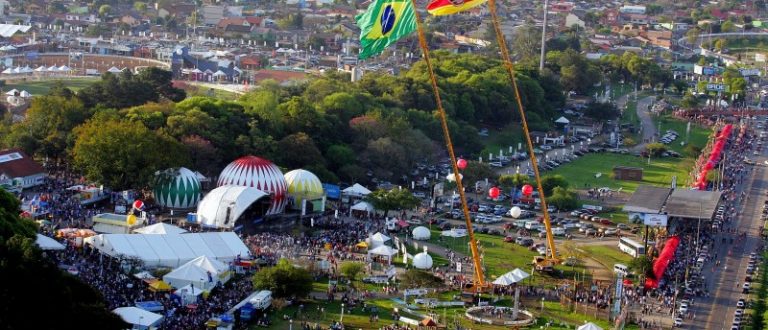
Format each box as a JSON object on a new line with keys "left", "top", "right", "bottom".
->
{"left": 600, "top": 219, "right": 614, "bottom": 226}
{"left": 504, "top": 236, "right": 515, "bottom": 243}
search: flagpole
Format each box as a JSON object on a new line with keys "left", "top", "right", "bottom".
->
{"left": 409, "top": 0, "right": 485, "bottom": 288}
{"left": 487, "top": 0, "right": 558, "bottom": 262}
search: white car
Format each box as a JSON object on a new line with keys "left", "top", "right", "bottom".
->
{"left": 735, "top": 309, "right": 744, "bottom": 317}
{"left": 737, "top": 299, "right": 745, "bottom": 308}
{"left": 674, "top": 318, "right": 683, "bottom": 327}
{"left": 679, "top": 303, "right": 688, "bottom": 314}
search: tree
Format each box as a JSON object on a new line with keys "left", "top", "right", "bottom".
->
{"left": 339, "top": 261, "right": 365, "bottom": 288}
{"left": 721, "top": 20, "right": 736, "bottom": 32}
{"left": 540, "top": 175, "right": 569, "bottom": 196}
{"left": 326, "top": 144, "right": 357, "bottom": 170}
{"left": 134, "top": 1, "right": 147, "bottom": 12}
{"left": 399, "top": 269, "right": 445, "bottom": 288}
{"left": 366, "top": 188, "right": 420, "bottom": 217}
{"left": 98, "top": 4, "right": 112, "bottom": 18}
{"left": 0, "top": 189, "right": 128, "bottom": 329}
{"left": 645, "top": 143, "right": 668, "bottom": 157}
{"left": 512, "top": 24, "right": 542, "bottom": 61}
{"left": 71, "top": 118, "right": 188, "bottom": 190}
{"left": 275, "top": 133, "right": 325, "bottom": 169}
{"left": 136, "top": 67, "right": 186, "bottom": 102}
{"left": 628, "top": 255, "right": 653, "bottom": 278}
{"left": 498, "top": 173, "right": 530, "bottom": 189}
{"left": 584, "top": 102, "right": 619, "bottom": 120}
{"left": 252, "top": 259, "right": 313, "bottom": 299}
{"left": 547, "top": 186, "right": 578, "bottom": 210}
{"left": 461, "top": 161, "right": 495, "bottom": 188}
{"left": 5, "top": 95, "right": 89, "bottom": 159}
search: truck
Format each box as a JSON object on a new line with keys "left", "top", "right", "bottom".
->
{"left": 249, "top": 290, "right": 272, "bottom": 310}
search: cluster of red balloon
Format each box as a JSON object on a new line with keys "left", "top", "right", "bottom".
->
{"left": 644, "top": 235, "right": 680, "bottom": 289}
{"left": 695, "top": 124, "right": 733, "bottom": 190}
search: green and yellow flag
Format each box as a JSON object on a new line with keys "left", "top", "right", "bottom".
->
{"left": 356, "top": 0, "right": 417, "bottom": 59}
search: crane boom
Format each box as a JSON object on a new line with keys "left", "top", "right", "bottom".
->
{"left": 488, "top": 0, "right": 559, "bottom": 263}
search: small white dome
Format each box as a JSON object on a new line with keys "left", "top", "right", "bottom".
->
{"left": 412, "top": 252, "right": 433, "bottom": 269}
{"left": 412, "top": 226, "right": 431, "bottom": 240}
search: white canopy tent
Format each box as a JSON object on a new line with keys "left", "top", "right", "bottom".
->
{"left": 84, "top": 232, "right": 250, "bottom": 268}
{"left": 133, "top": 222, "right": 188, "bottom": 235}
{"left": 112, "top": 307, "right": 163, "bottom": 328}
{"left": 351, "top": 201, "right": 374, "bottom": 212}
{"left": 555, "top": 116, "right": 570, "bottom": 124}
{"left": 174, "top": 284, "right": 205, "bottom": 304}
{"left": 107, "top": 66, "right": 122, "bottom": 73}
{"left": 47, "top": 65, "right": 58, "bottom": 72}
{"left": 342, "top": 183, "right": 371, "bottom": 197}
{"left": 5, "top": 89, "right": 17, "bottom": 95}
{"left": 368, "top": 245, "right": 397, "bottom": 264}
{"left": 35, "top": 234, "right": 65, "bottom": 250}
{"left": 370, "top": 232, "right": 390, "bottom": 245}
{"left": 163, "top": 255, "right": 230, "bottom": 291}
{"left": 577, "top": 323, "right": 604, "bottom": 330}
{"left": 196, "top": 185, "right": 270, "bottom": 229}
{"left": 493, "top": 268, "right": 530, "bottom": 286}
{"left": 18, "top": 90, "right": 30, "bottom": 98}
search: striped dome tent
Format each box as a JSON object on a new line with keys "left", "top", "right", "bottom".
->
{"left": 154, "top": 167, "right": 202, "bottom": 209}
{"left": 284, "top": 169, "right": 324, "bottom": 208}
{"left": 218, "top": 156, "right": 287, "bottom": 215}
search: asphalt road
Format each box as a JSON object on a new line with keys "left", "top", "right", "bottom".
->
{"left": 686, "top": 145, "right": 765, "bottom": 329}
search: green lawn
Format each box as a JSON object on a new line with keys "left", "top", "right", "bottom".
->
{"left": 581, "top": 245, "right": 632, "bottom": 269}
{"left": 257, "top": 295, "right": 626, "bottom": 330}
{"left": 547, "top": 153, "right": 693, "bottom": 193}
{"left": 654, "top": 115, "right": 712, "bottom": 153}
{"left": 424, "top": 230, "right": 587, "bottom": 286}
{"left": 3, "top": 77, "right": 98, "bottom": 95}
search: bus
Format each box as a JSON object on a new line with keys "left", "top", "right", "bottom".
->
{"left": 619, "top": 237, "right": 645, "bottom": 258}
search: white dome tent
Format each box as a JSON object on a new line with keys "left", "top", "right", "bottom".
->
{"left": 412, "top": 247, "right": 433, "bottom": 269}
{"left": 196, "top": 185, "right": 270, "bottom": 229}
{"left": 411, "top": 226, "right": 431, "bottom": 240}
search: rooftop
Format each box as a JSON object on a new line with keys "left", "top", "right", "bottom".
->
{"left": 623, "top": 185, "right": 672, "bottom": 214}
{"left": 664, "top": 189, "right": 722, "bottom": 219}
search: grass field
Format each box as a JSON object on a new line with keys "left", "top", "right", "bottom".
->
{"left": 3, "top": 77, "right": 98, "bottom": 95}
{"left": 654, "top": 115, "right": 713, "bottom": 153}
{"left": 581, "top": 245, "right": 632, "bottom": 269}
{"left": 546, "top": 153, "right": 693, "bottom": 193}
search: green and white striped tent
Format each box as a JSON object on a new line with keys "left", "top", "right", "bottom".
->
{"left": 154, "top": 167, "right": 201, "bottom": 209}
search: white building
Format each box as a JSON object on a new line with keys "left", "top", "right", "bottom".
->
{"left": 619, "top": 5, "right": 646, "bottom": 14}
{"left": 0, "top": 149, "right": 45, "bottom": 189}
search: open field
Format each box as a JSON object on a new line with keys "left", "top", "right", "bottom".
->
{"left": 580, "top": 245, "right": 633, "bottom": 269}
{"left": 546, "top": 153, "right": 693, "bottom": 193}
{"left": 3, "top": 77, "right": 98, "bottom": 95}
{"left": 479, "top": 124, "right": 523, "bottom": 160}
{"left": 654, "top": 115, "right": 712, "bottom": 153}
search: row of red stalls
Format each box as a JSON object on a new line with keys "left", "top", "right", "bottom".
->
{"left": 693, "top": 124, "right": 742, "bottom": 190}
{"left": 645, "top": 124, "right": 744, "bottom": 289}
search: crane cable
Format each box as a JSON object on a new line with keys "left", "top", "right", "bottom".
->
{"left": 410, "top": 0, "right": 487, "bottom": 287}
{"left": 488, "top": 0, "right": 558, "bottom": 262}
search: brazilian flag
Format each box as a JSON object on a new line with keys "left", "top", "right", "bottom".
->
{"left": 356, "top": 0, "right": 417, "bottom": 60}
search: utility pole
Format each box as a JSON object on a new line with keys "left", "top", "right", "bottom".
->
{"left": 539, "top": 0, "right": 549, "bottom": 71}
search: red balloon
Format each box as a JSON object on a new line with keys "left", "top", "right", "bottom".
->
{"left": 522, "top": 184, "right": 534, "bottom": 196}
{"left": 457, "top": 158, "right": 468, "bottom": 170}
{"left": 133, "top": 200, "right": 145, "bottom": 210}
{"left": 488, "top": 187, "right": 500, "bottom": 199}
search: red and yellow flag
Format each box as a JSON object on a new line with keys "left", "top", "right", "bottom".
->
{"left": 427, "top": 0, "right": 487, "bottom": 15}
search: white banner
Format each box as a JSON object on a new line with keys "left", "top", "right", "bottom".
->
{"left": 644, "top": 214, "right": 668, "bottom": 227}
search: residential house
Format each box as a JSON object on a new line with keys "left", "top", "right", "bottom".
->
{"left": 603, "top": 9, "right": 619, "bottom": 26}
{"left": 158, "top": 3, "right": 196, "bottom": 20}
{"left": 202, "top": 5, "right": 225, "bottom": 25}
{"left": 643, "top": 29, "right": 672, "bottom": 49}
{"left": 564, "top": 13, "right": 585, "bottom": 29}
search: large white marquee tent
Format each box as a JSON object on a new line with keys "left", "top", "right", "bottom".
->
{"left": 196, "top": 185, "right": 270, "bottom": 229}
{"left": 84, "top": 232, "right": 250, "bottom": 268}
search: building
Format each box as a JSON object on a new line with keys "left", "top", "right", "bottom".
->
{"left": 0, "top": 149, "right": 45, "bottom": 189}
{"left": 613, "top": 166, "right": 643, "bottom": 181}
{"left": 619, "top": 5, "right": 646, "bottom": 15}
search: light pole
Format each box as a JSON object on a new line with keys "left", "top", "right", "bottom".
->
{"left": 289, "top": 319, "right": 293, "bottom": 330}
{"left": 541, "top": 297, "right": 545, "bottom": 314}
{"left": 340, "top": 303, "right": 345, "bottom": 323}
